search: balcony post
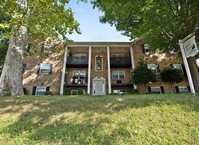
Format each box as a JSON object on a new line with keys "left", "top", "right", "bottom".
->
{"left": 107, "top": 46, "right": 112, "bottom": 94}
{"left": 87, "top": 46, "right": 92, "bottom": 94}
{"left": 130, "top": 46, "right": 137, "bottom": 89}
{"left": 60, "top": 46, "right": 68, "bottom": 95}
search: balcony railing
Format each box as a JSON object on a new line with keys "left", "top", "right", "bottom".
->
{"left": 111, "top": 78, "right": 133, "bottom": 87}
{"left": 65, "top": 77, "right": 88, "bottom": 87}
{"left": 66, "top": 56, "right": 88, "bottom": 68}
{"left": 110, "top": 57, "right": 132, "bottom": 68}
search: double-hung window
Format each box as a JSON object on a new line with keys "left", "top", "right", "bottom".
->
{"left": 147, "top": 64, "right": 160, "bottom": 74}
{"left": 112, "top": 71, "right": 125, "bottom": 79}
{"left": 37, "top": 63, "right": 52, "bottom": 74}
{"left": 172, "top": 64, "right": 183, "bottom": 74}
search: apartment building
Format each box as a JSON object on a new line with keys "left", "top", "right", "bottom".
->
{"left": 23, "top": 39, "right": 190, "bottom": 95}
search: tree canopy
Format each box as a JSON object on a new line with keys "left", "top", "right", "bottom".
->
{"left": 92, "top": 0, "right": 199, "bottom": 51}
{"left": 0, "top": 0, "right": 80, "bottom": 40}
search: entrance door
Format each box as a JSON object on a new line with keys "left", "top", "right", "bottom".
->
{"left": 93, "top": 77, "right": 106, "bottom": 95}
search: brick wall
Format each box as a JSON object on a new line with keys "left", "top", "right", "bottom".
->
{"left": 23, "top": 53, "right": 64, "bottom": 95}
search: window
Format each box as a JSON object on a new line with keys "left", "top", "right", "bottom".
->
{"left": 72, "top": 71, "right": 87, "bottom": 84}
{"left": 176, "top": 86, "right": 190, "bottom": 93}
{"left": 112, "top": 71, "right": 125, "bottom": 79}
{"left": 113, "top": 89, "right": 127, "bottom": 94}
{"left": 142, "top": 44, "right": 155, "bottom": 54}
{"left": 95, "top": 55, "right": 103, "bottom": 71}
{"left": 37, "top": 63, "right": 52, "bottom": 74}
{"left": 148, "top": 86, "right": 164, "bottom": 94}
{"left": 172, "top": 64, "right": 183, "bottom": 73}
{"left": 32, "top": 86, "right": 50, "bottom": 96}
{"left": 147, "top": 64, "right": 160, "bottom": 74}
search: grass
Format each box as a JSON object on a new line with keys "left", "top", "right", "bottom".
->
{"left": 0, "top": 94, "right": 199, "bottom": 145}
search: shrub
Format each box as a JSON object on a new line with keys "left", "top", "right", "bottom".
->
{"left": 64, "top": 88, "right": 71, "bottom": 95}
{"left": 78, "top": 89, "right": 84, "bottom": 95}
{"left": 44, "top": 91, "right": 53, "bottom": 95}
{"left": 160, "top": 68, "right": 183, "bottom": 83}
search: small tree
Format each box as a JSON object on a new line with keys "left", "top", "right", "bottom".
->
{"left": 133, "top": 63, "right": 156, "bottom": 93}
{"left": 160, "top": 68, "right": 183, "bottom": 92}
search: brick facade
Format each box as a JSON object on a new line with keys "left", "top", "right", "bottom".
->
{"left": 23, "top": 40, "right": 190, "bottom": 95}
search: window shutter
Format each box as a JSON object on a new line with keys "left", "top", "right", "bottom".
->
{"left": 181, "top": 64, "right": 187, "bottom": 77}
{"left": 160, "top": 86, "right": 164, "bottom": 94}
{"left": 175, "top": 86, "right": 179, "bottom": 93}
{"left": 187, "top": 86, "right": 191, "bottom": 92}
{"left": 22, "top": 64, "right": 27, "bottom": 74}
{"left": 46, "top": 86, "right": 50, "bottom": 92}
{"left": 36, "top": 64, "right": 40, "bottom": 74}
{"left": 170, "top": 64, "right": 174, "bottom": 68}
{"left": 157, "top": 65, "right": 160, "bottom": 74}
{"left": 32, "top": 86, "right": 37, "bottom": 95}
{"left": 49, "top": 64, "right": 53, "bottom": 74}
{"left": 26, "top": 44, "right": 31, "bottom": 52}
{"left": 40, "top": 45, "right": 44, "bottom": 52}
{"left": 148, "top": 86, "right": 151, "bottom": 93}
{"left": 141, "top": 44, "right": 145, "bottom": 53}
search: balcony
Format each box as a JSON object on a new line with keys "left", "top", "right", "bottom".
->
{"left": 110, "top": 57, "right": 131, "bottom": 68}
{"left": 66, "top": 56, "right": 88, "bottom": 68}
{"left": 65, "top": 77, "right": 88, "bottom": 87}
{"left": 111, "top": 78, "right": 134, "bottom": 87}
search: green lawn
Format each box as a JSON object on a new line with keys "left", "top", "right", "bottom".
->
{"left": 0, "top": 94, "right": 199, "bottom": 145}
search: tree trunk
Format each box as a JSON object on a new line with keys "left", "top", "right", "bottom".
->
{"left": 187, "top": 57, "right": 199, "bottom": 92}
{"left": 0, "top": 26, "right": 27, "bottom": 96}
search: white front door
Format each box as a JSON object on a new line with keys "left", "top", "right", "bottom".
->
{"left": 93, "top": 77, "right": 106, "bottom": 95}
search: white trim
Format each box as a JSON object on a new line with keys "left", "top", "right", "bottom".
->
{"left": 95, "top": 55, "right": 103, "bottom": 71}
{"left": 87, "top": 46, "right": 92, "bottom": 94}
{"left": 179, "top": 39, "right": 195, "bottom": 95}
{"left": 107, "top": 46, "right": 111, "bottom": 94}
{"left": 130, "top": 46, "right": 137, "bottom": 89}
{"left": 60, "top": 46, "right": 68, "bottom": 95}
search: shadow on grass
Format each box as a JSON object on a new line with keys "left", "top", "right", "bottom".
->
{"left": 0, "top": 94, "right": 199, "bottom": 144}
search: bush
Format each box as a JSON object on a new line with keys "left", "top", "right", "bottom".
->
{"left": 44, "top": 91, "right": 53, "bottom": 95}
{"left": 160, "top": 68, "right": 183, "bottom": 83}
{"left": 78, "top": 89, "right": 84, "bottom": 95}
{"left": 64, "top": 88, "right": 71, "bottom": 95}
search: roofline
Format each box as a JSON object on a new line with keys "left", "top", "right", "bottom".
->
{"left": 66, "top": 41, "right": 133, "bottom": 47}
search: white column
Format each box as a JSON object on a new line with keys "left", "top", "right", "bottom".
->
{"left": 107, "top": 46, "right": 111, "bottom": 94}
{"left": 179, "top": 40, "right": 195, "bottom": 96}
{"left": 60, "top": 46, "right": 68, "bottom": 95}
{"left": 130, "top": 46, "right": 137, "bottom": 89}
{"left": 87, "top": 46, "right": 92, "bottom": 94}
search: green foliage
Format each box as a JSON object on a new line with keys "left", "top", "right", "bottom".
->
{"left": 44, "top": 91, "right": 53, "bottom": 96}
{"left": 92, "top": 0, "right": 199, "bottom": 50}
{"left": 133, "top": 63, "right": 156, "bottom": 85}
{"left": 0, "top": 94, "right": 198, "bottom": 144}
{"left": 64, "top": 88, "right": 71, "bottom": 95}
{"left": 0, "top": 0, "right": 80, "bottom": 40}
{"left": 78, "top": 89, "right": 84, "bottom": 95}
{"left": 160, "top": 68, "right": 183, "bottom": 83}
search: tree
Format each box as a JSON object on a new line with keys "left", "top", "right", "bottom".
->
{"left": 0, "top": 0, "right": 81, "bottom": 96}
{"left": 92, "top": 0, "right": 199, "bottom": 91}
{"left": 160, "top": 68, "right": 183, "bottom": 92}
{"left": 133, "top": 63, "right": 156, "bottom": 93}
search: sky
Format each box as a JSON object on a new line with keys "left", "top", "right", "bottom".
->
{"left": 67, "top": 1, "right": 130, "bottom": 42}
